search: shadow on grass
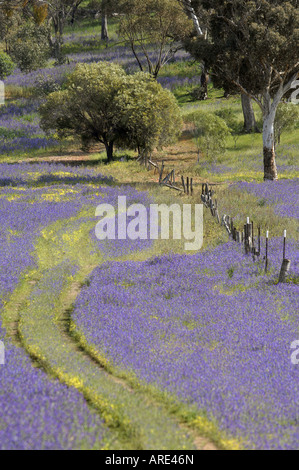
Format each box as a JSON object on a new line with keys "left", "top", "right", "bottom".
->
{"left": 0, "top": 174, "right": 115, "bottom": 188}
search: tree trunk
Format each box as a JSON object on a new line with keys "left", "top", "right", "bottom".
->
{"left": 200, "top": 68, "right": 209, "bottom": 100}
{"left": 263, "top": 110, "right": 278, "bottom": 181}
{"left": 241, "top": 93, "right": 259, "bottom": 133}
{"left": 105, "top": 142, "right": 114, "bottom": 162}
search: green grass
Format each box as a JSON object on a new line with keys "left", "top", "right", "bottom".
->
{"left": 0, "top": 181, "right": 238, "bottom": 449}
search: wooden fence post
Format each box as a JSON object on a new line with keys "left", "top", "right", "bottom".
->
{"left": 247, "top": 219, "right": 253, "bottom": 251}
{"left": 265, "top": 231, "right": 269, "bottom": 273}
{"left": 279, "top": 259, "right": 291, "bottom": 283}
{"left": 283, "top": 230, "right": 287, "bottom": 260}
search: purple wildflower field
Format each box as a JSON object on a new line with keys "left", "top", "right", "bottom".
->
{"left": 2, "top": 46, "right": 197, "bottom": 158}
{"left": 72, "top": 237, "right": 299, "bottom": 450}
{"left": 234, "top": 179, "right": 299, "bottom": 220}
{"left": 0, "top": 324, "right": 108, "bottom": 450}
{"left": 0, "top": 100, "right": 58, "bottom": 156}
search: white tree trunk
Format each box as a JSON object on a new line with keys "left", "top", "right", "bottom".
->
{"left": 263, "top": 108, "right": 278, "bottom": 181}
{"left": 180, "top": 0, "right": 203, "bottom": 36}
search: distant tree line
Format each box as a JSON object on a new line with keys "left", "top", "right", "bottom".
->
{"left": 1, "top": 0, "right": 298, "bottom": 179}
{"left": 40, "top": 62, "right": 182, "bottom": 162}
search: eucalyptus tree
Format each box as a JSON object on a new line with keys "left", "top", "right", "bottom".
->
{"left": 117, "top": 0, "right": 192, "bottom": 79}
{"left": 0, "top": 0, "right": 22, "bottom": 50}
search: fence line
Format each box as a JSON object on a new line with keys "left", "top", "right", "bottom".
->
{"left": 137, "top": 155, "right": 291, "bottom": 283}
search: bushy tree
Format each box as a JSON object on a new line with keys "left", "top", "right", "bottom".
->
{"left": 1, "top": 0, "right": 48, "bottom": 49}
{"left": 8, "top": 21, "right": 50, "bottom": 72}
{"left": 0, "top": 52, "right": 15, "bottom": 80}
{"left": 0, "top": 1, "right": 20, "bottom": 51}
{"left": 40, "top": 62, "right": 182, "bottom": 161}
{"left": 33, "top": 74, "right": 63, "bottom": 97}
{"left": 185, "top": 111, "right": 230, "bottom": 162}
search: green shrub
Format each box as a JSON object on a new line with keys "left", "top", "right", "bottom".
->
{"left": 185, "top": 111, "right": 231, "bottom": 162}
{"left": 275, "top": 103, "right": 299, "bottom": 146}
{"left": 0, "top": 52, "right": 15, "bottom": 80}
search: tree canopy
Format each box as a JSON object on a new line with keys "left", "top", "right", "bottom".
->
{"left": 118, "top": 0, "right": 193, "bottom": 78}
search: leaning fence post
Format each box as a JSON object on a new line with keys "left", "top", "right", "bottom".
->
{"left": 159, "top": 161, "right": 164, "bottom": 184}
{"left": 247, "top": 218, "right": 253, "bottom": 251}
{"left": 283, "top": 230, "right": 287, "bottom": 260}
{"left": 265, "top": 231, "right": 269, "bottom": 273}
{"left": 279, "top": 259, "right": 291, "bottom": 283}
